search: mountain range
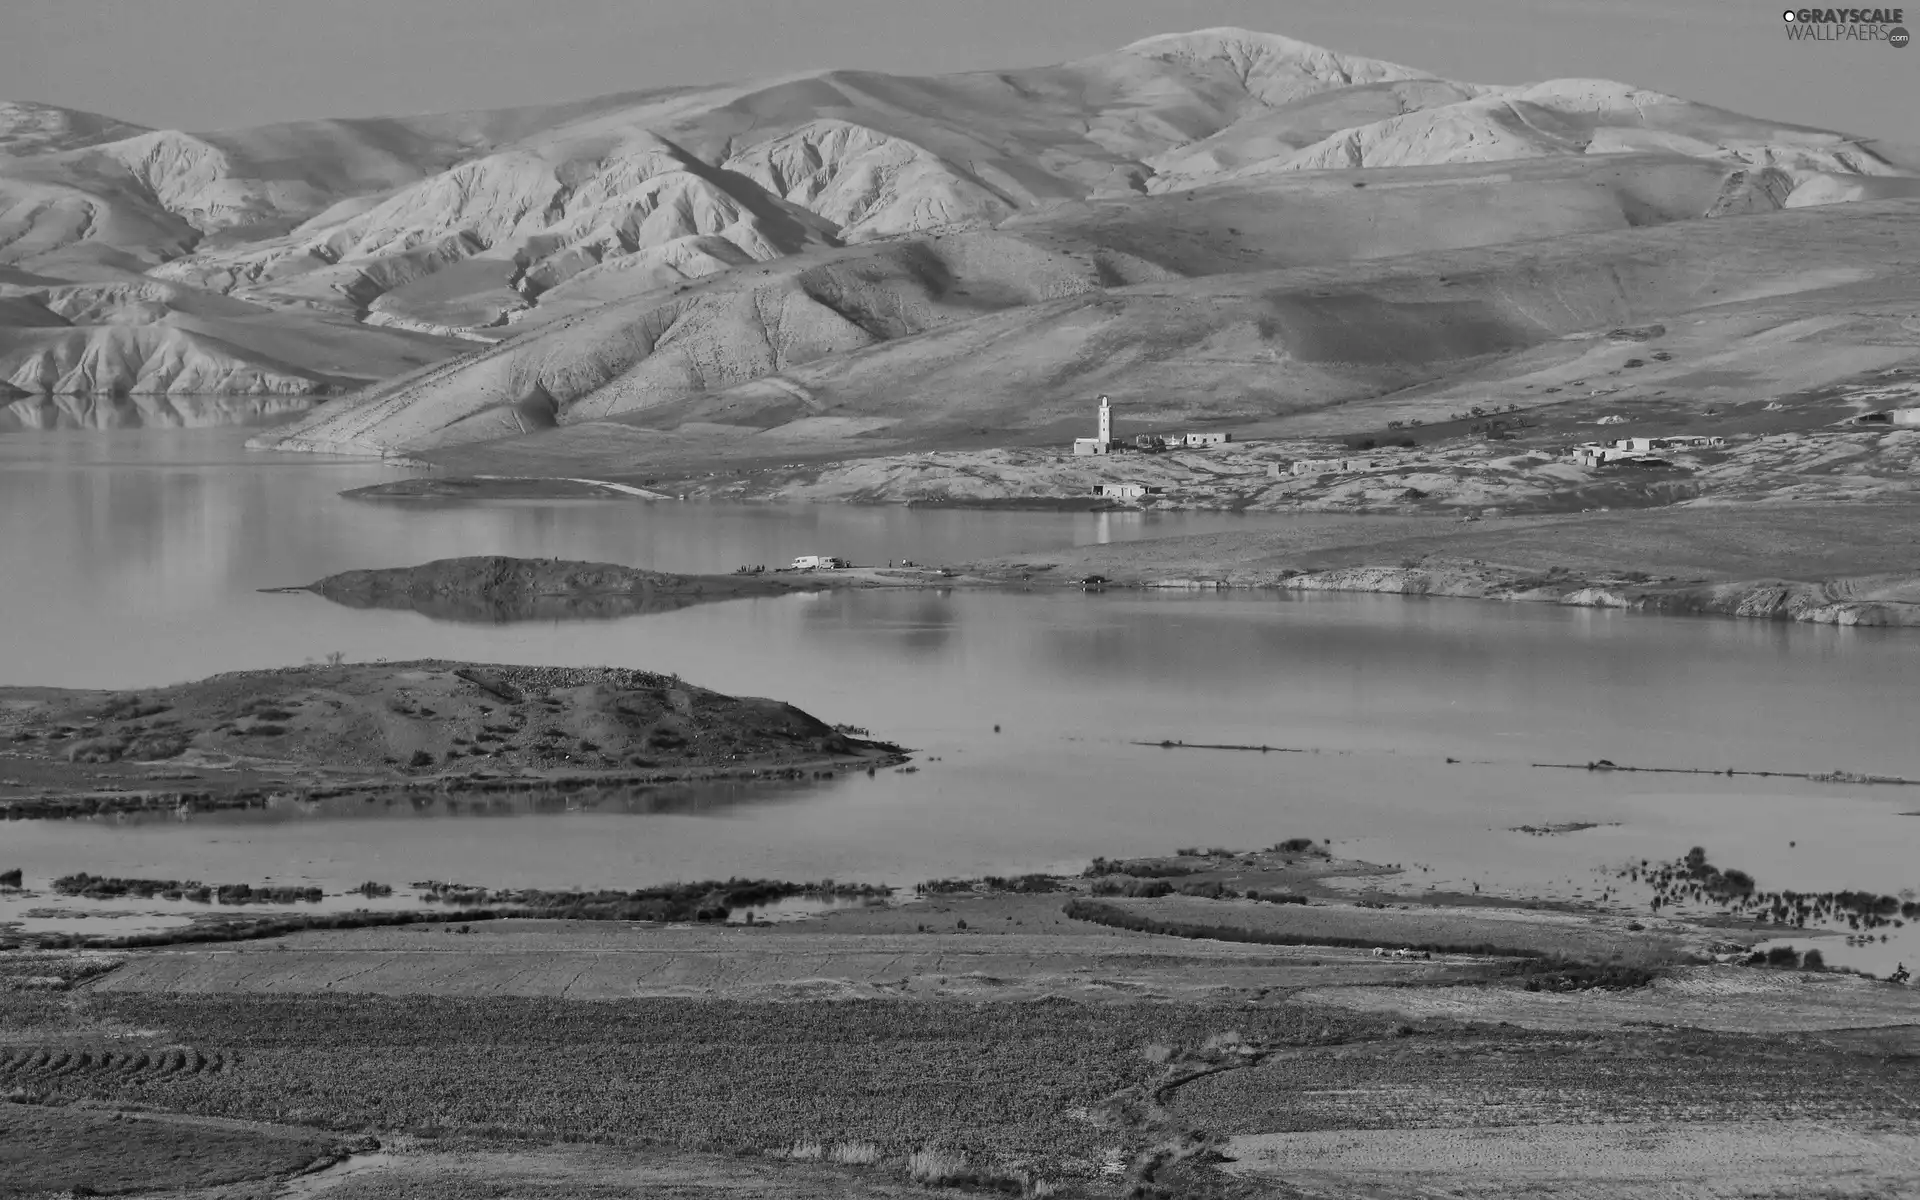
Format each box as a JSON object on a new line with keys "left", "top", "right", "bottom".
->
{"left": 2, "top": 28, "right": 1916, "bottom": 452}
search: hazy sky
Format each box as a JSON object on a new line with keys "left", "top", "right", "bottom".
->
{"left": 7, "top": 0, "right": 1913, "bottom": 139}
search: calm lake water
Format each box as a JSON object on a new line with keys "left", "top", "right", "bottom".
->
{"left": 2, "top": 427, "right": 1916, "bottom": 971}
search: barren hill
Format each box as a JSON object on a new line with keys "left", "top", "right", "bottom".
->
{"left": 1, "top": 28, "right": 1913, "bottom": 453}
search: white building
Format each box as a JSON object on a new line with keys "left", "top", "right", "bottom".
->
{"left": 1171, "top": 431, "right": 1233, "bottom": 448}
{"left": 1092, "top": 483, "right": 1161, "bottom": 499}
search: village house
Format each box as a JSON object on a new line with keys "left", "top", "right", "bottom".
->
{"left": 1570, "top": 435, "right": 1725, "bottom": 468}
{"left": 1164, "top": 431, "right": 1233, "bottom": 448}
{"left": 1092, "top": 483, "right": 1163, "bottom": 499}
{"left": 1274, "top": 457, "right": 1382, "bottom": 479}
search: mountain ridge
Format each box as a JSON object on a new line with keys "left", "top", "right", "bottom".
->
{"left": 0, "top": 27, "right": 1912, "bottom": 440}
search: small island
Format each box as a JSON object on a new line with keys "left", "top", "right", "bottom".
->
{"left": 290, "top": 555, "right": 960, "bottom": 623}
{"left": 0, "top": 659, "right": 902, "bottom": 818}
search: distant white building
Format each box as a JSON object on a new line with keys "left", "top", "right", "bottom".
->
{"left": 1170, "top": 431, "right": 1233, "bottom": 448}
{"left": 1073, "top": 396, "right": 1114, "bottom": 456}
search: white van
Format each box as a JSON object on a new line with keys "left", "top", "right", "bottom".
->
{"left": 791, "top": 555, "right": 834, "bottom": 570}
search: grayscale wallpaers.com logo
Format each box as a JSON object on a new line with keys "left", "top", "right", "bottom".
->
{"left": 1782, "top": 8, "right": 1911, "bottom": 45}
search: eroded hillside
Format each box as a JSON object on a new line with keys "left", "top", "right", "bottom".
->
{"left": 1, "top": 27, "right": 1913, "bottom": 446}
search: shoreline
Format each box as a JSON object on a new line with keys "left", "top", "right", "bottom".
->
{"left": 286, "top": 545, "right": 1920, "bottom": 633}
{"left": 995, "top": 562, "right": 1920, "bottom": 628}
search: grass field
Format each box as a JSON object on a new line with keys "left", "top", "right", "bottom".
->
{"left": 1168, "top": 1026, "right": 1920, "bottom": 1133}
{"left": 0, "top": 1105, "right": 345, "bottom": 1198}
{"left": 1070, "top": 895, "right": 1697, "bottom": 965}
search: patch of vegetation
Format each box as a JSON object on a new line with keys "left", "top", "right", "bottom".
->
{"left": 51, "top": 875, "right": 323, "bottom": 905}
{"left": 1090, "top": 878, "right": 1174, "bottom": 898}
{"left": 63, "top": 736, "right": 130, "bottom": 763}
{"left": 916, "top": 875, "right": 1063, "bottom": 895}
{"left": 1082, "top": 858, "right": 1198, "bottom": 879}
{"left": 1624, "top": 847, "right": 1918, "bottom": 932}
{"left": 1175, "top": 880, "right": 1240, "bottom": 900}
{"left": 1272, "top": 838, "right": 1324, "bottom": 855}
{"left": 1063, "top": 899, "right": 1651, "bottom": 987}
{"left": 1245, "top": 891, "right": 1309, "bottom": 905}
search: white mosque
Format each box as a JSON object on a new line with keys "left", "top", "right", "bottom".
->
{"left": 1072, "top": 395, "right": 1114, "bottom": 456}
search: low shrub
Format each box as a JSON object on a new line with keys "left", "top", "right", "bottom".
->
{"left": 907, "top": 1147, "right": 971, "bottom": 1187}
{"left": 917, "top": 875, "right": 1061, "bottom": 895}
{"left": 1090, "top": 879, "right": 1173, "bottom": 898}
{"left": 1083, "top": 858, "right": 1197, "bottom": 879}
{"left": 65, "top": 737, "right": 129, "bottom": 763}
{"left": 830, "top": 1141, "right": 881, "bottom": 1166}
{"left": 125, "top": 731, "right": 191, "bottom": 760}
{"left": 1175, "top": 881, "right": 1239, "bottom": 900}
{"left": 1246, "top": 891, "right": 1309, "bottom": 905}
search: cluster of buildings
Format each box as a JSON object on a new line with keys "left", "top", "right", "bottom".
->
{"left": 1071, "top": 396, "right": 1232, "bottom": 456}
{"left": 1274, "top": 456, "right": 1388, "bottom": 479}
{"left": 1569, "top": 435, "right": 1724, "bottom": 468}
{"left": 1065, "top": 396, "right": 1237, "bottom": 504}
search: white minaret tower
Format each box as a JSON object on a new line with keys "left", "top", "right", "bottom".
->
{"left": 1097, "top": 395, "right": 1111, "bottom": 447}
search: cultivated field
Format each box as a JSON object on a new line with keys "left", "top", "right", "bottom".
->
{"left": 4, "top": 849, "right": 1917, "bottom": 1198}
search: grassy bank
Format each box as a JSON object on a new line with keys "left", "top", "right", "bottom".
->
{"left": 1062, "top": 899, "right": 1664, "bottom": 989}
